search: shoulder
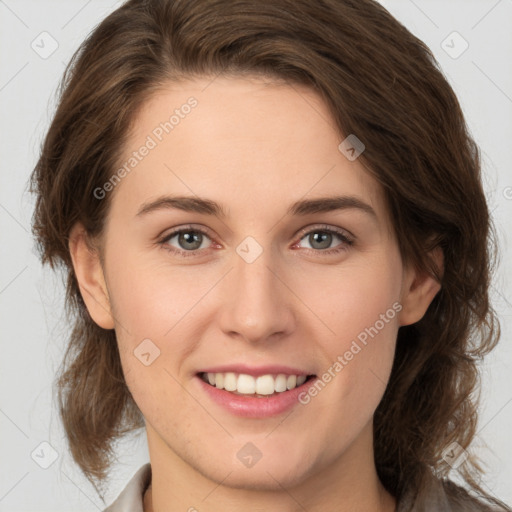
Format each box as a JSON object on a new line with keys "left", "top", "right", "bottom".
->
{"left": 103, "top": 463, "right": 152, "bottom": 512}
{"left": 397, "top": 472, "right": 511, "bottom": 512}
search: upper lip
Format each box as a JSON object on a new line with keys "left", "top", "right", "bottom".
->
{"left": 196, "top": 364, "right": 315, "bottom": 378}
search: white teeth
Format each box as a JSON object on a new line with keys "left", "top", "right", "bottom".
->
{"left": 255, "top": 375, "right": 275, "bottom": 395}
{"left": 203, "top": 372, "right": 310, "bottom": 395}
{"left": 237, "top": 374, "right": 256, "bottom": 394}
{"left": 275, "top": 374, "right": 287, "bottom": 392}
{"left": 223, "top": 372, "right": 237, "bottom": 391}
{"left": 286, "top": 375, "right": 297, "bottom": 390}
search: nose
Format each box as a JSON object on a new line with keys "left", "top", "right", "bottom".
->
{"left": 217, "top": 242, "right": 296, "bottom": 345}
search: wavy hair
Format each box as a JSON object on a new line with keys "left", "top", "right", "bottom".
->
{"left": 30, "top": 0, "right": 507, "bottom": 506}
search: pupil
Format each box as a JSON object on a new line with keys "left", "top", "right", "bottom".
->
{"left": 180, "top": 231, "right": 202, "bottom": 250}
{"left": 311, "top": 231, "right": 331, "bottom": 249}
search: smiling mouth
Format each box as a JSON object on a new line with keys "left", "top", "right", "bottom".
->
{"left": 198, "top": 371, "right": 316, "bottom": 397}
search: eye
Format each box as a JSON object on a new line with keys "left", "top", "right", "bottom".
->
{"left": 158, "top": 224, "right": 354, "bottom": 258}
{"left": 294, "top": 225, "right": 354, "bottom": 255}
{"left": 159, "top": 225, "right": 214, "bottom": 257}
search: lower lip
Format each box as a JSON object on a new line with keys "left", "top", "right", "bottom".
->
{"left": 195, "top": 374, "right": 318, "bottom": 418}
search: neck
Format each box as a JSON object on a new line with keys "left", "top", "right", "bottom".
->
{"left": 143, "top": 422, "right": 396, "bottom": 512}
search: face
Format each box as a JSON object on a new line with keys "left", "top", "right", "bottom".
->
{"left": 72, "top": 75, "right": 438, "bottom": 492}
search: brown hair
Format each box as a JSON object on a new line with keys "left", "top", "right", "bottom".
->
{"left": 30, "top": 0, "right": 508, "bottom": 507}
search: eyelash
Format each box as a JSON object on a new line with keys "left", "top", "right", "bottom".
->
{"left": 157, "top": 224, "right": 355, "bottom": 259}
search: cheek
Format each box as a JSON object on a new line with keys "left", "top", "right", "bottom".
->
{"left": 105, "top": 252, "right": 222, "bottom": 410}
{"left": 106, "top": 250, "right": 207, "bottom": 341}
{"left": 298, "top": 254, "right": 401, "bottom": 408}
{"left": 295, "top": 252, "right": 402, "bottom": 352}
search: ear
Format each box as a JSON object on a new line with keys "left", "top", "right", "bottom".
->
{"left": 398, "top": 247, "right": 443, "bottom": 326}
{"left": 68, "top": 223, "right": 115, "bottom": 329}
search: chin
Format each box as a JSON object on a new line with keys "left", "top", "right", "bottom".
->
{"left": 202, "top": 459, "right": 313, "bottom": 492}
{"left": 190, "top": 438, "right": 321, "bottom": 491}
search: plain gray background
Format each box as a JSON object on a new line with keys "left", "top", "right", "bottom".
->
{"left": 1, "top": 0, "right": 511, "bottom": 510}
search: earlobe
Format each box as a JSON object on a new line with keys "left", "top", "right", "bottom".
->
{"left": 398, "top": 247, "right": 443, "bottom": 327}
{"left": 68, "top": 223, "right": 115, "bottom": 330}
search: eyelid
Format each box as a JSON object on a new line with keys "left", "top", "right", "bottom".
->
{"left": 295, "top": 223, "right": 355, "bottom": 244}
{"left": 157, "top": 223, "right": 215, "bottom": 242}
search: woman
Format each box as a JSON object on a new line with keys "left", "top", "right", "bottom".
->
{"left": 30, "top": 0, "right": 511, "bottom": 510}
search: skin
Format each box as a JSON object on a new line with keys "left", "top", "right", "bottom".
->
{"left": 69, "top": 75, "right": 442, "bottom": 512}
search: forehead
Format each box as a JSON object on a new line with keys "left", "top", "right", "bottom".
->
{"left": 110, "top": 75, "right": 389, "bottom": 225}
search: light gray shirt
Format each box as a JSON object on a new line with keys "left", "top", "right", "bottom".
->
{"left": 102, "top": 463, "right": 508, "bottom": 512}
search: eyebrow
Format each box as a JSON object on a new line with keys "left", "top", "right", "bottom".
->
{"left": 136, "top": 194, "right": 377, "bottom": 220}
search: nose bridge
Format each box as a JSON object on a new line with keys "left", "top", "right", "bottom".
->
{"left": 218, "top": 236, "right": 295, "bottom": 343}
